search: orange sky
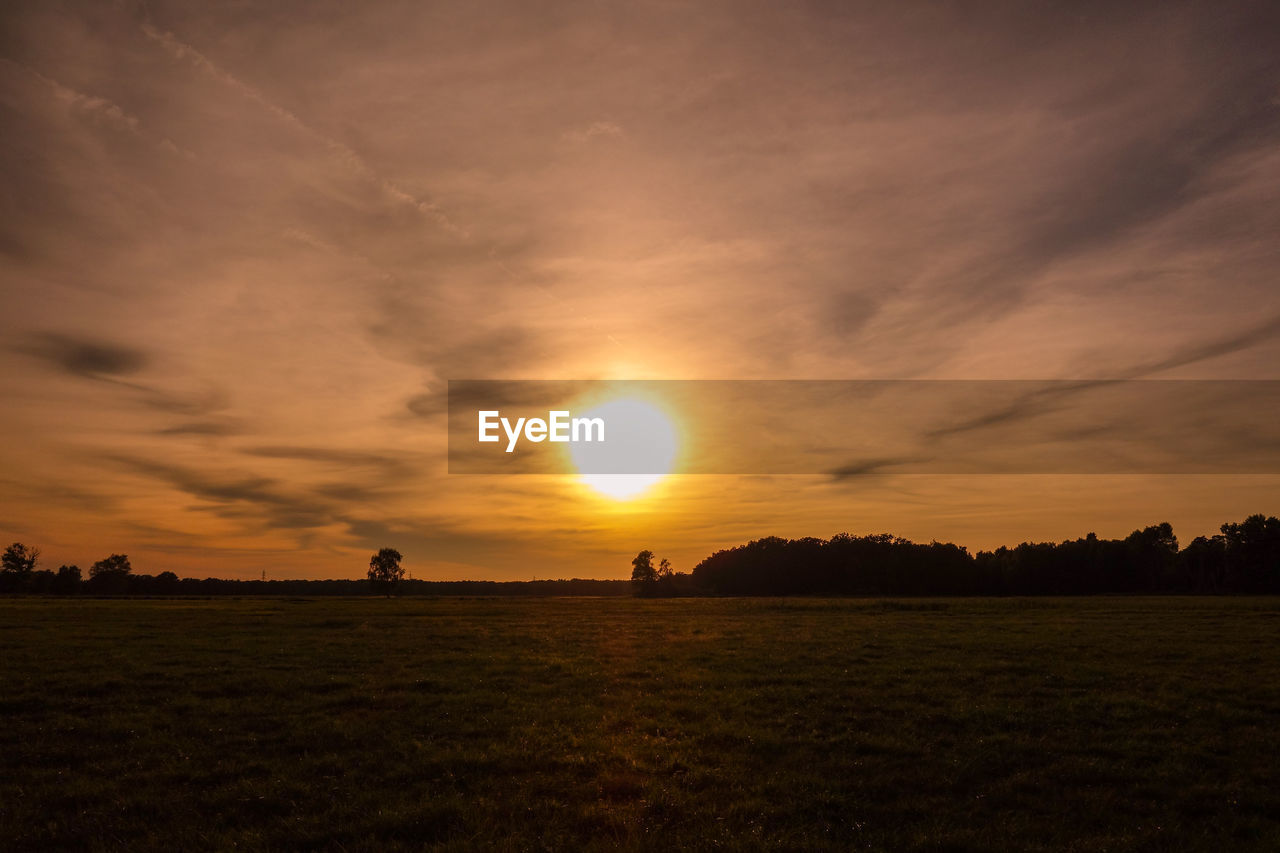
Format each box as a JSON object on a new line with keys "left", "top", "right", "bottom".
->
{"left": 2, "top": 1, "right": 1279, "bottom": 580}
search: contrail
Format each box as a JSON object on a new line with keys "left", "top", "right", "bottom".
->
{"left": 140, "top": 21, "right": 466, "bottom": 237}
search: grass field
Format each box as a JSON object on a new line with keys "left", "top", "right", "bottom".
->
{"left": 2, "top": 597, "right": 1278, "bottom": 851}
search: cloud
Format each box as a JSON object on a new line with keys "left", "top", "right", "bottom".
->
{"left": 827, "top": 456, "right": 928, "bottom": 482}
{"left": 408, "top": 378, "right": 581, "bottom": 419}
{"left": 12, "top": 61, "right": 139, "bottom": 131}
{"left": 155, "top": 420, "right": 241, "bottom": 437}
{"left": 561, "top": 120, "right": 625, "bottom": 145}
{"left": 241, "top": 445, "right": 412, "bottom": 477}
{"left": 139, "top": 20, "right": 465, "bottom": 235}
{"left": 1133, "top": 313, "right": 1280, "bottom": 377}
{"left": 108, "top": 455, "right": 336, "bottom": 531}
{"left": 16, "top": 333, "right": 232, "bottom": 418}
{"left": 926, "top": 314, "right": 1280, "bottom": 440}
{"left": 0, "top": 58, "right": 196, "bottom": 158}
{"left": 394, "top": 331, "right": 566, "bottom": 419}
{"left": 20, "top": 332, "right": 149, "bottom": 378}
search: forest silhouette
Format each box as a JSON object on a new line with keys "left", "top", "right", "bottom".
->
{"left": 684, "top": 515, "right": 1280, "bottom": 597}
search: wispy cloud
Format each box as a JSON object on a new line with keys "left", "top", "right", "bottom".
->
{"left": 139, "top": 20, "right": 465, "bottom": 236}
{"left": 1, "top": 58, "right": 195, "bottom": 157}
{"left": 561, "top": 120, "right": 624, "bottom": 145}
{"left": 926, "top": 313, "right": 1280, "bottom": 440}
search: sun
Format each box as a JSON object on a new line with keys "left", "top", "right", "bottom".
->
{"left": 568, "top": 397, "right": 678, "bottom": 500}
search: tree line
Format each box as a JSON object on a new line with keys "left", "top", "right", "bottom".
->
{"left": 0, "top": 546, "right": 145, "bottom": 595}
{"left": 0, "top": 543, "right": 633, "bottom": 596}
{"left": 679, "top": 514, "right": 1280, "bottom": 596}
{"left": 4, "top": 513, "right": 1278, "bottom": 597}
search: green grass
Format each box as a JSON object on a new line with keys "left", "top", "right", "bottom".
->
{"left": 2, "top": 597, "right": 1278, "bottom": 851}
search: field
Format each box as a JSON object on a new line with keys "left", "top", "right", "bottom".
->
{"left": 2, "top": 597, "right": 1278, "bottom": 851}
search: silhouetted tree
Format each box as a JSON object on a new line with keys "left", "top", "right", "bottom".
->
{"left": 89, "top": 554, "right": 130, "bottom": 577}
{"left": 1219, "top": 514, "right": 1280, "bottom": 593}
{"left": 1122, "top": 522, "right": 1179, "bottom": 591}
{"left": 88, "top": 554, "right": 131, "bottom": 594}
{"left": 155, "top": 570, "right": 179, "bottom": 594}
{"left": 1180, "top": 535, "right": 1227, "bottom": 592}
{"left": 1, "top": 542, "right": 39, "bottom": 591}
{"left": 631, "top": 550, "right": 657, "bottom": 594}
{"left": 368, "top": 547, "right": 404, "bottom": 596}
{"left": 54, "top": 565, "right": 81, "bottom": 595}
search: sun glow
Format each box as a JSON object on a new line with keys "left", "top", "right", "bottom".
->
{"left": 568, "top": 397, "right": 679, "bottom": 500}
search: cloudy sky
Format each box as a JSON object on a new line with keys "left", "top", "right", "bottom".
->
{"left": 2, "top": 0, "right": 1279, "bottom": 579}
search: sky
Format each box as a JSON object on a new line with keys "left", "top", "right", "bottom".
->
{"left": 2, "top": 0, "right": 1279, "bottom": 580}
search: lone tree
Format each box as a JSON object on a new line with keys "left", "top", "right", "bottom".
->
{"left": 368, "top": 547, "right": 404, "bottom": 596}
{"left": 0, "top": 542, "right": 39, "bottom": 593}
{"left": 2, "top": 542, "right": 39, "bottom": 577}
{"left": 631, "top": 550, "right": 657, "bottom": 593}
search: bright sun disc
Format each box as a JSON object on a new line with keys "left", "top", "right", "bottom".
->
{"left": 569, "top": 397, "right": 678, "bottom": 500}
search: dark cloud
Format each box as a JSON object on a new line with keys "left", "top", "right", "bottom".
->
{"left": 1133, "top": 313, "right": 1280, "bottom": 377}
{"left": 136, "top": 386, "right": 231, "bottom": 417}
{"left": 241, "top": 446, "right": 416, "bottom": 482}
{"left": 927, "top": 315, "right": 1280, "bottom": 440}
{"left": 373, "top": 311, "right": 556, "bottom": 379}
{"left": 21, "top": 332, "right": 149, "bottom": 378}
{"left": 405, "top": 391, "right": 441, "bottom": 418}
{"left": 409, "top": 379, "right": 583, "bottom": 419}
{"left": 17, "top": 333, "right": 235, "bottom": 418}
{"left": 312, "top": 482, "right": 386, "bottom": 502}
{"left": 156, "top": 420, "right": 241, "bottom": 436}
{"left": 925, "top": 381, "right": 1109, "bottom": 441}
{"left": 828, "top": 456, "right": 928, "bottom": 481}
{"left": 823, "top": 292, "right": 881, "bottom": 340}
{"left": 107, "top": 453, "right": 428, "bottom": 540}
{"left": 242, "top": 445, "right": 406, "bottom": 469}
{"left": 108, "top": 455, "right": 334, "bottom": 530}
{"left": 0, "top": 474, "right": 119, "bottom": 514}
